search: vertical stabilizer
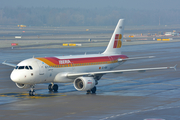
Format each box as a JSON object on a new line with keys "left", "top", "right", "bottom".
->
{"left": 102, "top": 19, "right": 124, "bottom": 55}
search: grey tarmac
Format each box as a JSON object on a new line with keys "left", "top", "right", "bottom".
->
{"left": 0, "top": 42, "right": 180, "bottom": 120}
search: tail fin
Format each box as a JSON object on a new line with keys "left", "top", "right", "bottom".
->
{"left": 102, "top": 19, "right": 124, "bottom": 55}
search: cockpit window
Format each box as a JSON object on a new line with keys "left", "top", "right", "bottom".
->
{"left": 29, "top": 66, "right": 33, "bottom": 70}
{"left": 25, "top": 66, "right": 29, "bottom": 70}
{"left": 18, "top": 66, "right": 24, "bottom": 69}
{"left": 15, "top": 66, "right": 33, "bottom": 70}
{"left": 15, "top": 66, "right": 18, "bottom": 69}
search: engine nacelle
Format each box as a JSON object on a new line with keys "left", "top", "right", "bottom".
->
{"left": 15, "top": 83, "right": 33, "bottom": 89}
{"left": 74, "top": 77, "right": 95, "bottom": 91}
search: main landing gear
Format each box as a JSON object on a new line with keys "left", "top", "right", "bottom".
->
{"left": 29, "top": 86, "right": 35, "bottom": 96}
{"left": 28, "top": 83, "right": 58, "bottom": 96}
{"left": 87, "top": 86, "right": 96, "bottom": 94}
{"left": 87, "top": 80, "right": 98, "bottom": 94}
{"left": 48, "top": 83, "right": 58, "bottom": 92}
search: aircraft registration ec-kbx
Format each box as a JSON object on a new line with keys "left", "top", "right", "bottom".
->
{"left": 2, "top": 19, "right": 177, "bottom": 96}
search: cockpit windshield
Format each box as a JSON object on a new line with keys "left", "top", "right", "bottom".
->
{"left": 15, "top": 66, "right": 33, "bottom": 70}
{"left": 18, "top": 66, "right": 24, "bottom": 69}
{"left": 25, "top": 66, "right": 29, "bottom": 70}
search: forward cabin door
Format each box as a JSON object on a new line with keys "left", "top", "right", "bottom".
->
{"left": 36, "top": 61, "right": 48, "bottom": 82}
{"left": 38, "top": 62, "right": 45, "bottom": 75}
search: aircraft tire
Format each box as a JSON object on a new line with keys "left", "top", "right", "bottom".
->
{"left": 48, "top": 84, "right": 53, "bottom": 91}
{"left": 53, "top": 84, "right": 58, "bottom": 92}
{"left": 86, "top": 90, "right": 91, "bottom": 94}
{"left": 91, "top": 86, "right": 96, "bottom": 94}
{"left": 29, "top": 90, "right": 35, "bottom": 96}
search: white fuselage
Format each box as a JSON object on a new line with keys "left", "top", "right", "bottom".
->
{"left": 10, "top": 54, "right": 127, "bottom": 85}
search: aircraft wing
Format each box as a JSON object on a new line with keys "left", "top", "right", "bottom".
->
{"left": 2, "top": 61, "right": 16, "bottom": 67}
{"left": 67, "top": 65, "right": 177, "bottom": 79}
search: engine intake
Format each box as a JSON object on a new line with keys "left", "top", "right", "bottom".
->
{"left": 74, "top": 77, "right": 95, "bottom": 91}
{"left": 15, "top": 83, "right": 33, "bottom": 89}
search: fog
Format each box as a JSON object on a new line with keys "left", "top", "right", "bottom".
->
{"left": 1, "top": 0, "right": 180, "bottom": 10}
{"left": 1, "top": 0, "right": 180, "bottom": 26}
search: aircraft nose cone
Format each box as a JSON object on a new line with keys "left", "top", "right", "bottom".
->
{"left": 10, "top": 70, "right": 20, "bottom": 83}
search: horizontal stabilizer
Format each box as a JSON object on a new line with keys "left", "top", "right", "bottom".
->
{"left": 118, "top": 56, "right": 155, "bottom": 61}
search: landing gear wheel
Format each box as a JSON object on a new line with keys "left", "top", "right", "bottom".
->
{"left": 86, "top": 86, "right": 97, "bottom": 94}
{"left": 91, "top": 86, "right": 96, "bottom": 94}
{"left": 29, "top": 90, "right": 35, "bottom": 96}
{"left": 48, "top": 84, "right": 58, "bottom": 92}
{"left": 48, "top": 84, "right": 53, "bottom": 91}
{"left": 53, "top": 84, "right": 58, "bottom": 92}
{"left": 86, "top": 90, "right": 91, "bottom": 94}
{"left": 29, "top": 85, "right": 35, "bottom": 96}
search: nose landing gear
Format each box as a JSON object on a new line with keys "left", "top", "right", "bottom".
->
{"left": 29, "top": 86, "right": 35, "bottom": 96}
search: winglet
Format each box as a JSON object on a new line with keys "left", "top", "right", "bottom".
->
{"left": 173, "top": 64, "right": 177, "bottom": 71}
{"left": 2, "top": 60, "right": 7, "bottom": 64}
{"left": 169, "top": 64, "right": 177, "bottom": 71}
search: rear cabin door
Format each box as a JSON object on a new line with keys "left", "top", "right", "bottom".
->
{"left": 108, "top": 56, "right": 114, "bottom": 70}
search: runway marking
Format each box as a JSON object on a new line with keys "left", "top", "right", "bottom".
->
{"left": 99, "top": 105, "right": 180, "bottom": 120}
{"left": 0, "top": 92, "right": 66, "bottom": 99}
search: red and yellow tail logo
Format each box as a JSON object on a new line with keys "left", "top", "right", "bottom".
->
{"left": 113, "top": 34, "right": 122, "bottom": 48}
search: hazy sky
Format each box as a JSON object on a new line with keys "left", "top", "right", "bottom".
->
{"left": 1, "top": 0, "right": 180, "bottom": 10}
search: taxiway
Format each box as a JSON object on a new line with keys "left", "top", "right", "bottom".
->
{"left": 0, "top": 42, "right": 180, "bottom": 120}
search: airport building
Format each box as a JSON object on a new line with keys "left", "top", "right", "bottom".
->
{"left": 165, "top": 32, "right": 179, "bottom": 36}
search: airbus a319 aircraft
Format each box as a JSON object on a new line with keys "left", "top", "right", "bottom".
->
{"left": 2, "top": 19, "right": 176, "bottom": 96}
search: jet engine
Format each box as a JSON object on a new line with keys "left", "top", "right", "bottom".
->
{"left": 15, "top": 83, "right": 33, "bottom": 89}
{"left": 73, "top": 77, "right": 95, "bottom": 91}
